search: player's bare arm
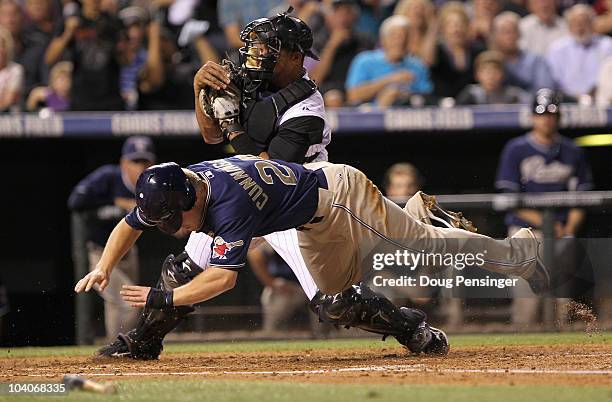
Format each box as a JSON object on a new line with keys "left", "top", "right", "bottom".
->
{"left": 74, "top": 220, "right": 142, "bottom": 293}
{"left": 120, "top": 267, "right": 237, "bottom": 308}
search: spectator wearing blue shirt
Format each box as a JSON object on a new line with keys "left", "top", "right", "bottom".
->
{"left": 345, "top": 15, "right": 432, "bottom": 106}
{"left": 68, "top": 136, "right": 156, "bottom": 341}
{"left": 547, "top": 4, "right": 612, "bottom": 99}
{"left": 495, "top": 89, "right": 593, "bottom": 325}
{"left": 490, "top": 11, "right": 555, "bottom": 93}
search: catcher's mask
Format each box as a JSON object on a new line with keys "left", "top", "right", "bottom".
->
{"left": 135, "top": 162, "right": 196, "bottom": 235}
{"left": 239, "top": 7, "right": 318, "bottom": 92}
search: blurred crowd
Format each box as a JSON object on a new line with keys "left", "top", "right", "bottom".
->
{"left": 1, "top": 0, "right": 612, "bottom": 112}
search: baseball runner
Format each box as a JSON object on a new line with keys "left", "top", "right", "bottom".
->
{"left": 75, "top": 155, "right": 552, "bottom": 358}
{"left": 80, "top": 9, "right": 336, "bottom": 360}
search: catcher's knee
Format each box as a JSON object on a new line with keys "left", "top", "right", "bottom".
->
{"left": 159, "top": 251, "right": 204, "bottom": 291}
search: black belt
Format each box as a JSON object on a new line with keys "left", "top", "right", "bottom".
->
{"left": 314, "top": 168, "right": 328, "bottom": 190}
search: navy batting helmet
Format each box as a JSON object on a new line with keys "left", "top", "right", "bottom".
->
{"left": 135, "top": 162, "right": 196, "bottom": 234}
{"left": 532, "top": 88, "right": 561, "bottom": 115}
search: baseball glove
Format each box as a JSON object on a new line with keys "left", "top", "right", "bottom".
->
{"left": 198, "top": 59, "right": 242, "bottom": 123}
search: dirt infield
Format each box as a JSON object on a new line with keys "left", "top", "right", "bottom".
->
{"left": 2, "top": 342, "right": 611, "bottom": 387}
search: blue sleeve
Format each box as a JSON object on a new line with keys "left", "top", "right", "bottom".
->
{"left": 124, "top": 207, "right": 155, "bottom": 231}
{"left": 575, "top": 148, "right": 594, "bottom": 191}
{"left": 208, "top": 218, "right": 257, "bottom": 270}
{"left": 67, "top": 166, "right": 113, "bottom": 210}
{"left": 409, "top": 60, "right": 433, "bottom": 94}
{"left": 495, "top": 142, "right": 522, "bottom": 192}
{"left": 345, "top": 52, "right": 371, "bottom": 89}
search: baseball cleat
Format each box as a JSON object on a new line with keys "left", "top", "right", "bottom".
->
{"left": 94, "top": 334, "right": 131, "bottom": 359}
{"left": 511, "top": 228, "right": 551, "bottom": 295}
{"left": 420, "top": 193, "right": 477, "bottom": 232}
{"left": 396, "top": 307, "right": 450, "bottom": 356}
{"left": 94, "top": 332, "right": 163, "bottom": 360}
{"left": 403, "top": 321, "right": 450, "bottom": 356}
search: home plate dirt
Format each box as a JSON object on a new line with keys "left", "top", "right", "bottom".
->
{"left": 2, "top": 344, "right": 611, "bottom": 387}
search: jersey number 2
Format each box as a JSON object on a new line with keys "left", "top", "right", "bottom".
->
{"left": 255, "top": 161, "right": 297, "bottom": 186}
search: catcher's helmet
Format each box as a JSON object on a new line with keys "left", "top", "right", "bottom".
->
{"left": 239, "top": 7, "right": 318, "bottom": 91}
{"left": 135, "top": 162, "right": 196, "bottom": 234}
{"left": 532, "top": 88, "right": 561, "bottom": 115}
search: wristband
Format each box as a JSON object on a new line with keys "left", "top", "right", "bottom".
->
{"left": 146, "top": 288, "right": 174, "bottom": 310}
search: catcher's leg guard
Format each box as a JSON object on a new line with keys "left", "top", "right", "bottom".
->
{"left": 96, "top": 252, "right": 203, "bottom": 360}
{"left": 309, "top": 283, "right": 448, "bottom": 354}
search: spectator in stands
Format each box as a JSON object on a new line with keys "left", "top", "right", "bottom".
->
{"left": 117, "top": 6, "right": 157, "bottom": 110}
{"left": 0, "top": 27, "right": 24, "bottom": 113}
{"left": 596, "top": 57, "right": 612, "bottom": 106}
{"left": 21, "top": 0, "right": 56, "bottom": 94}
{"left": 68, "top": 136, "right": 156, "bottom": 341}
{"left": 44, "top": 0, "right": 124, "bottom": 111}
{"left": 594, "top": 0, "right": 612, "bottom": 35}
{"left": 490, "top": 11, "right": 555, "bottom": 92}
{"left": 383, "top": 162, "right": 423, "bottom": 199}
{"left": 309, "top": 0, "right": 374, "bottom": 108}
{"left": 469, "top": 0, "right": 502, "bottom": 47}
{"left": 456, "top": 50, "right": 529, "bottom": 104}
{"left": 547, "top": 4, "right": 612, "bottom": 100}
{"left": 345, "top": 15, "right": 432, "bottom": 106}
{"left": 393, "top": 0, "right": 437, "bottom": 60}
{"left": 218, "top": 0, "right": 285, "bottom": 49}
{"left": 0, "top": 0, "right": 22, "bottom": 55}
{"left": 421, "top": 2, "right": 485, "bottom": 101}
{"left": 137, "top": 26, "right": 196, "bottom": 110}
{"left": 248, "top": 243, "right": 328, "bottom": 335}
{"left": 519, "top": 0, "right": 568, "bottom": 55}
{"left": 495, "top": 88, "right": 592, "bottom": 325}
{"left": 25, "top": 60, "right": 71, "bottom": 112}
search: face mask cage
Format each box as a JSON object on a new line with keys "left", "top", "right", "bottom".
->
{"left": 239, "top": 19, "right": 282, "bottom": 92}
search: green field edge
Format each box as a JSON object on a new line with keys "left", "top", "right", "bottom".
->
{"left": 2, "top": 382, "right": 612, "bottom": 402}
{"left": 1, "top": 332, "right": 610, "bottom": 358}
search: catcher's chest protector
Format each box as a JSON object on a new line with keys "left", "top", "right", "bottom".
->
{"left": 241, "top": 78, "right": 317, "bottom": 146}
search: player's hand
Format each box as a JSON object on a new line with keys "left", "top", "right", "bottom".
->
{"left": 194, "top": 61, "right": 231, "bottom": 92}
{"left": 74, "top": 268, "right": 109, "bottom": 293}
{"left": 120, "top": 285, "right": 152, "bottom": 308}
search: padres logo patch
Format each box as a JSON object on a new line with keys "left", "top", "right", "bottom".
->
{"left": 212, "top": 236, "right": 244, "bottom": 259}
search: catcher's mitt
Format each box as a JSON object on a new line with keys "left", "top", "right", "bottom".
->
{"left": 198, "top": 60, "right": 242, "bottom": 122}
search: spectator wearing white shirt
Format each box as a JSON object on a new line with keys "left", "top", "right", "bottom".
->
{"left": 0, "top": 26, "right": 24, "bottom": 112}
{"left": 547, "top": 4, "right": 612, "bottom": 99}
{"left": 519, "top": 0, "right": 568, "bottom": 55}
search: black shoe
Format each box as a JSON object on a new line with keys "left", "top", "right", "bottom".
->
{"left": 405, "top": 323, "right": 450, "bottom": 356}
{"left": 94, "top": 331, "right": 163, "bottom": 360}
{"left": 421, "top": 192, "right": 477, "bottom": 232}
{"left": 95, "top": 334, "right": 131, "bottom": 359}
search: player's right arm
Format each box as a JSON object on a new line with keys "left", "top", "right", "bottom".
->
{"left": 74, "top": 220, "right": 142, "bottom": 293}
